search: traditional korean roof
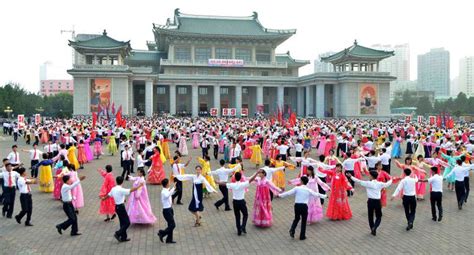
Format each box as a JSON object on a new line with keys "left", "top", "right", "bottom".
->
{"left": 69, "top": 30, "right": 131, "bottom": 52}
{"left": 275, "top": 51, "right": 310, "bottom": 67}
{"left": 153, "top": 9, "right": 295, "bottom": 44}
{"left": 125, "top": 50, "right": 166, "bottom": 66}
{"left": 321, "top": 40, "right": 394, "bottom": 64}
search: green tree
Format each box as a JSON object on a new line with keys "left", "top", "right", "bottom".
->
{"left": 415, "top": 96, "right": 433, "bottom": 116}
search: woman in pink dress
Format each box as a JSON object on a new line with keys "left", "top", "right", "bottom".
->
{"left": 98, "top": 165, "right": 116, "bottom": 221}
{"left": 317, "top": 136, "right": 327, "bottom": 156}
{"left": 53, "top": 156, "right": 67, "bottom": 200}
{"left": 243, "top": 138, "right": 253, "bottom": 159}
{"left": 127, "top": 169, "right": 157, "bottom": 224}
{"left": 250, "top": 170, "right": 281, "bottom": 227}
{"left": 192, "top": 131, "right": 200, "bottom": 149}
{"left": 94, "top": 137, "right": 103, "bottom": 159}
{"left": 179, "top": 134, "right": 188, "bottom": 156}
{"left": 69, "top": 164, "right": 84, "bottom": 213}
{"left": 77, "top": 140, "right": 87, "bottom": 168}
{"left": 289, "top": 166, "right": 330, "bottom": 224}
{"left": 84, "top": 137, "right": 94, "bottom": 162}
{"left": 147, "top": 147, "right": 166, "bottom": 185}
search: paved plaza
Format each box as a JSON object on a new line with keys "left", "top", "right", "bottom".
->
{"left": 0, "top": 135, "right": 473, "bottom": 254}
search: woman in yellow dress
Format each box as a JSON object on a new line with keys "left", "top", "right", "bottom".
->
{"left": 107, "top": 133, "right": 118, "bottom": 156}
{"left": 36, "top": 154, "right": 54, "bottom": 192}
{"left": 198, "top": 155, "right": 217, "bottom": 196}
{"left": 271, "top": 155, "right": 295, "bottom": 191}
{"left": 250, "top": 144, "right": 263, "bottom": 168}
{"left": 67, "top": 144, "right": 80, "bottom": 171}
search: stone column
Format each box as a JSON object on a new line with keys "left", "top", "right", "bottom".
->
{"left": 169, "top": 84, "right": 176, "bottom": 115}
{"left": 305, "top": 85, "right": 313, "bottom": 117}
{"left": 316, "top": 83, "right": 325, "bottom": 118}
{"left": 235, "top": 85, "right": 242, "bottom": 116}
{"left": 277, "top": 86, "right": 284, "bottom": 111}
{"left": 214, "top": 84, "right": 220, "bottom": 116}
{"left": 333, "top": 84, "right": 340, "bottom": 118}
{"left": 128, "top": 79, "right": 133, "bottom": 116}
{"left": 256, "top": 85, "right": 263, "bottom": 109}
{"left": 145, "top": 79, "right": 153, "bottom": 117}
{"left": 192, "top": 84, "right": 198, "bottom": 117}
{"left": 297, "top": 87, "right": 304, "bottom": 116}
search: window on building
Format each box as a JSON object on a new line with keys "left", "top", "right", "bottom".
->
{"left": 220, "top": 87, "right": 229, "bottom": 95}
{"left": 215, "top": 48, "right": 232, "bottom": 59}
{"left": 235, "top": 48, "right": 251, "bottom": 62}
{"left": 157, "top": 87, "right": 166, "bottom": 94}
{"left": 240, "top": 70, "right": 250, "bottom": 76}
{"left": 220, "top": 70, "right": 229, "bottom": 75}
{"left": 261, "top": 71, "right": 269, "bottom": 76}
{"left": 175, "top": 47, "right": 191, "bottom": 61}
{"left": 139, "top": 89, "right": 145, "bottom": 95}
{"left": 178, "top": 87, "right": 188, "bottom": 94}
{"left": 197, "top": 69, "right": 209, "bottom": 75}
{"left": 242, "top": 88, "right": 248, "bottom": 94}
{"left": 199, "top": 87, "right": 208, "bottom": 95}
{"left": 86, "top": 55, "right": 94, "bottom": 64}
{"left": 256, "top": 49, "right": 271, "bottom": 62}
{"left": 195, "top": 47, "right": 211, "bottom": 62}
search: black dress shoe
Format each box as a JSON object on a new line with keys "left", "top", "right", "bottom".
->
{"left": 224, "top": 208, "right": 232, "bottom": 211}
{"left": 214, "top": 204, "right": 219, "bottom": 210}
{"left": 432, "top": 217, "right": 437, "bottom": 221}
{"left": 114, "top": 233, "right": 120, "bottom": 242}
{"left": 71, "top": 233, "right": 82, "bottom": 236}
{"left": 158, "top": 231, "right": 164, "bottom": 243}
{"left": 289, "top": 230, "right": 295, "bottom": 238}
{"left": 299, "top": 236, "right": 306, "bottom": 240}
{"left": 438, "top": 216, "right": 443, "bottom": 222}
{"left": 166, "top": 241, "right": 176, "bottom": 244}
{"left": 56, "top": 225, "right": 63, "bottom": 235}
{"left": 177, "top": 202, "right": 183, "bottom": 205}
{"left": 15, "top": 215, "right": 21, "bottom": 224}
{"left": 25, "top": 223, "right": 34, "bottom": 227}
{"left": 242, "top": 228, "right": 247, "bottom": 234}
{"left": 371, "top": 228, "right": 376, "bottom": 236}
{"left": 111, "top": 214, "right": 117, "bottom": 220}
{"left": 121, "top": 238, "right": 131, "bottom": 242}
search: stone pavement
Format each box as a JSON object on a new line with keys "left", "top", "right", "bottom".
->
{"left": 0, "top": 135, "right": 473, "bottom": 254}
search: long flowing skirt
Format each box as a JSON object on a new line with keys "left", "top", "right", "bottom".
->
{"left": 53, "top": 168, "right": 63, "bottom": 200}
{"left": 77, "top": 148, "right": 87, "bottom": 164}
{"left": 147, "top": 165, "right": 166, "bottom": 184}
{"left": 94, "top": 142, "right": 103, "bottom": 157}
{"left": 252, "top": 185, "right": 273, "bottom": 227}
{"left": 392, "top": 141, "right": 401, "bottom": 158}
{"left": 99, "top": 197, "right": 115, "bottom": 215}
{"left": 179, "top": 141, "right": 188, "bottom": 156}
{"left": 192, "top": 135, "right": 199, "bottom": 149}
{"left": 307, "top": 196, "right": 324, "bottom": 223}
{"left": 107, "top": 141, "right": 118, "bottom": 155}
{"left": 250, "top": 149, "right": 263, "bottom": 165}
{"left": 126, "top": 187, "right": 157, "bottom": 224}
{"left": 415, "top": 172, "right": 426, "bottom": 197}
{"left": 188, "top": 184, "right": 204, "bottom": 212}
{"left": 272, "top": 170, "right": 285, "bottom": 189}
{"left": 70, "top": 174, "right": 84, "bottom": 209}
{"left": 326, "top": 188, "right": 352, "bottom": 220}
{"left": 39, "top": 165, "right": 54, "bottom": 193}
{"left": 84, "top": 144, "right": 94, "bottom": 161}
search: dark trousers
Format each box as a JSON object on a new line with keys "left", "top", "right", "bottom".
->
{"left": 337, "top": 143, "right": 347, "bottom": 157}
{"left": 0, "top": 178, "right": 4, "bottom": 203}
{"left": 233, "top": 199, "right": 248, "bottom": 233}
{"left": 2, "top": 187, "right": 15, "bottom": 218}
{"left": 464, "top": 177, "right": 470, "bottom": 202}
{"left": 295, "top": 151, "right": 302, "bottom": 167}
{"left": 213, "top": 145, "right": 218, "bottom": 160}
{"left": 215, "top": 184, "right": 230, "bottom": 210}
{"left": 172, "top": 178, "right": 183, "bottom": 204}
{"left": 430, "top": 191, "right": 443, "bottom": 219}
{"left": 121, "top": 160, "right": 131, "bottom": 179}
{"left": 162, "top": 208, "right": 175, "bottom": 242}
{"left": 382, "top": 164, "right": 390, "bottom": 174}
{"left": 17, "top": 193, "right": 32, "bottom": 224}
{"left": 202, "top": 148, "right": 208, "bottom": 158}
{"left": 317, "top": 178, "right": 327, "bottom": 205}
{"left": 367, "top": 198, "right": 382, "bottom": 230}
{"left": 115, "top": 204, "right": 130, "bottom": 241}
{"left": 14, "top": 133, "right": 18, "bottom": 142}
{"left": 455, "top": 180, "right": 466, "bottom": 207}
{"left": 58, "top": 202, "right": 78, "bottom": 234}
{"left": 402, "top": 195, "right": 416, "bottom": 224}
{"left": 279, "top": 154, "right": 287, "bottom": 161}
{"left": 346, "top": 170, "right": 354, "bottom": 196}
{"left": 31, "top": 160, "right": 39, "bottom": 178}
{"left": 270, "top": 190, "right": 274, "bottom": 201}
{"left": 290, "top": 203, "right": 308, "bottom": 239}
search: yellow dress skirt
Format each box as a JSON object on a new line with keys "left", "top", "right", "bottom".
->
{"left": 250, "top": 145, "right": 263, "bottom": 165}
{"left": 39, "top": 165, "right": 54, "bottom": 192}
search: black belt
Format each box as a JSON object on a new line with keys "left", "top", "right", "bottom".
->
{"left": 368, "top": 198, "right": 380, "bottom": 201}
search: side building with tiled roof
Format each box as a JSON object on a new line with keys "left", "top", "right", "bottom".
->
{"left": 68, "top": 9, "right": 395, "bottom": 119}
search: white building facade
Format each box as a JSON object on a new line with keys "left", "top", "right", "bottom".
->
{"left": 459, "top": 56, "right": 474, "bottom": 97}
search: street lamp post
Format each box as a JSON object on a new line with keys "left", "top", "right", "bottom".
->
{"left": 4, "top": 106, "right": 13, "bottom": 118}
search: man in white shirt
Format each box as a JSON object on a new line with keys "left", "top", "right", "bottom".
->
{"left": 211, "top": 159, "right": 239, "bottom": 211}
{"left": 105, "top": 176, "right": 143, "bottom": 243}
{"left": 445, "top": 159, "right": 474, "bottom": 210}
{"left": 348, "top": 171, "right": 392, "bottom": 236}
{"left": 44, "top": 141, "right": 57, "bottom": 158}
{"left": 15, "top": 167, "right": 36, "bottom": 226}
{"left": 226, "top": 172, "right": 252, "bottom": 236}
{"left": 379, "top": 148, "right": 391, "bottom": 174}
{"left": 171, "top": 156, "right": 191, "bottom": 205}
{"left": 392, "top": 168, "right": 418, "bottom": 231}
{"left": 279, "top": 176, "right": 326, "bottom": 240}
{"left": 7, "top": 145, "right": 21, "bottom": 167}
{"left": 364, "top": 150, "right": 382, "bottom": 171}
{"left": 277, "top": 143, "right": 289, "bottom": 161}
{"left": 22, "top": 144, "right": 43, "bottom": 178}
{"left": 419, "top": 167, "right": 443, "bottom": 221}
{"left": 55, "top": 174, "right": 85, "bottom": 236}
{"left": 294, "top": 140, "right": 304, "bottom": 167}
{"left": 158, "top": 178, "right": 176, "bottom": 244}
{"left": 260, "top": 159, "right": 285, "bottom": 200}
{"left": 2, "top": 162, "right": 20, "bottom": 218}
{"left": 231, "top": 142, "right": 242, "bottom": 161}
{"left": 121, "top": 145, "right": 133, "bottom": 180}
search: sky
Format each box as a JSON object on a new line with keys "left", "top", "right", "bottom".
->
{"left": 1, "top": 0, "right": 473, "bottom": 92}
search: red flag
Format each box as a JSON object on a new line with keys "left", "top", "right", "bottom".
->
{"left": 436, "top": 115, "right": 441, "bottom": 128}
{"left": 111, "top": 102, "right": 116, "bottom": 115}
{"left": 121, "top": 119, "right": 127, "bottom": 128}
{"left": 117, "top": 105, "right": 122, "bottom": 115}
{"left": 115, "top": 108, "right": 122, "bottom": 127}
{"left": 92, "top": 112, "right": 97, "bottom": 128}
{"left": 97, "top": 105, "right": 102, "bottom": 116}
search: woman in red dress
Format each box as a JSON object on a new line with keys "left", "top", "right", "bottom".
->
{"left": 375, "top": 162, "right": 392, "bottom": 207}
{"left": 322, "top": 163, "right": 353, "bottom": 220}
{"left": 98, "top": 165, "right": 116, "bottom": 221}
{"left": 147, "top": 147, "right": 166, "bottom": 185}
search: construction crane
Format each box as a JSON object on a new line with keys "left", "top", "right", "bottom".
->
{"left": 61, "top": 26, "right": 76, "bottom": 66}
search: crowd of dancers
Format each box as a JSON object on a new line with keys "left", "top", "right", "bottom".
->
{"left": 1, "top": 117, "right": 473, "bottom": 243}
